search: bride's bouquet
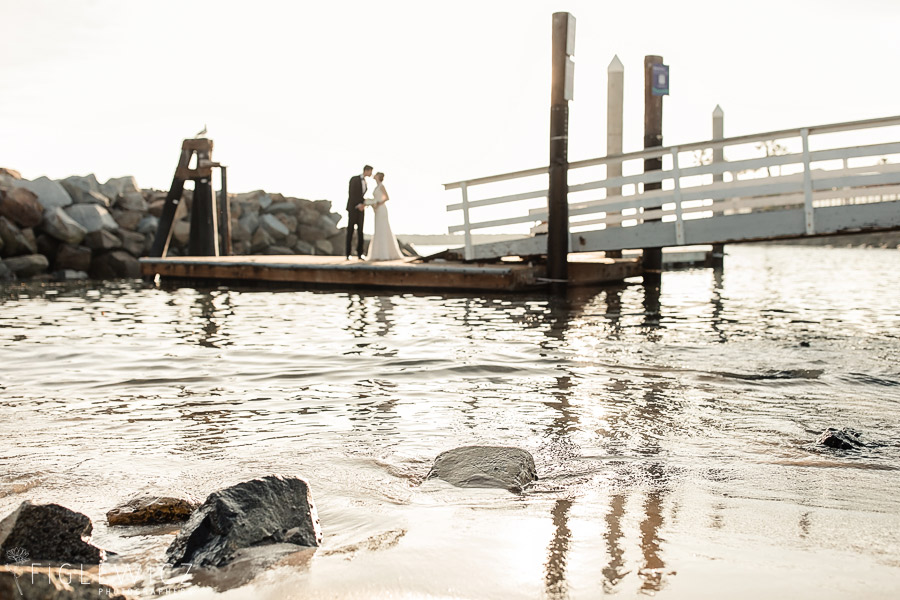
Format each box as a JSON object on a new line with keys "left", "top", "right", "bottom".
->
{"left": 364, "top": 198, "right": 377, "bottom": 207}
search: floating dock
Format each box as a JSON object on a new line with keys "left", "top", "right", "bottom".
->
{"left": 140, "top": 254, "right": 642, "bottom": 292}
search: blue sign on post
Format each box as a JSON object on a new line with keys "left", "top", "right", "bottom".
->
{"left": 651, "top": 64, "right": 669, "bottom": 96}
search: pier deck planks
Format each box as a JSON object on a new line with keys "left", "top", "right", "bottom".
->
{"left": 140, "top": 254, "right": 642, "bottom": 292}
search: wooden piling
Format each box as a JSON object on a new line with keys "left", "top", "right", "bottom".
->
{"left": 642, "top": 55, "right": 664, "bottom": 275}
{"left": 548, "top": 12, "right": 575, "bottom": 291}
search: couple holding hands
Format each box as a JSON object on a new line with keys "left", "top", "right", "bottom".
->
{"left": 345, "top": 165, "right": 403, "bottom": 261}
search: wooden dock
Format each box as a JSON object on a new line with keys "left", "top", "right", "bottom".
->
{"left": 140, "top": 254, "right": 642, "bottom": 292}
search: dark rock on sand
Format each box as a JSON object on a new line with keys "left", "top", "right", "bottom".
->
{"left": 427, "top": 446, "right": 538, "bottom": 492}
{"left": 107, "top": 495, "right": 200, "bottom": 526}
{"left": 0, "top": 566, "right": 131, "bottom": 600}
{"left": 165, "top": 474, "right": 322, "bottom": 568}
{"left": 0, "top": 501, "right": 104, "bottom": 564}
{"left": 817, "top": 427, "right": 863, "bottom": 450}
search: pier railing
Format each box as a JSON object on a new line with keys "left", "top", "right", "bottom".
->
{"left": 444, "top": 115, "right": 900, "bottom": 260}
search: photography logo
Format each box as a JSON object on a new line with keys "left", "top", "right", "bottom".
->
{"left": 5, "top": 547, "right": 29, "bottom": 595}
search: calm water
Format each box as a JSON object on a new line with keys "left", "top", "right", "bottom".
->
{"left": 1, "top": 245, "right": 899, "bottom": 599}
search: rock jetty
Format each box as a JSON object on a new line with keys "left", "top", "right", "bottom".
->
{"left": 1, "top": 168, "right": 405, "bottom": 283}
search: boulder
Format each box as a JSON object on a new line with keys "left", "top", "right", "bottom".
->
{"left": 284, "top": 233, "right": 298, "bottom": 249}
{"left": 234, "top": 190, "right": 270, "bottom": 213}
{"left": 65, "top": 204, "right": 118, "bottom": 234}
{"left": 0, "top": 566, "right": 131, "bottom": 600}
{"left": 312, "top": 199, "right": 332, "bottom": 214}
{"left": 115, "top": 191, "right": 147, "bottom": 212}
{"left": 2, "top": 254, "right": 48, "bottom": 278}
{"left": 328, "top": 229, "right": 347, "bottom": 255}
{"left": 297, "top": 207, "right": 321, "bottom": 226}
{"left": 0, "top": 168, "right": 22, "bottom": 180}
{"left": 54, "top": 244, "right": 92, "bottom": 272}
{"left": 297, "top": 224, "right": 327, "bottom": 243}
{"left": 0, "top": 262, "right": 12, "bottom": 281}
{"left": 117, "top": 229, "right": 145, "bottom": 257}
{"left": 817, "top": 427, "right": 863, "bottom": 450}
{"left": 100, "top": 176, "right": 140, "bottom": 202}
{"left": 112, "top": 209, "right": 144, "bottom": 231}
{"left": 35, "top": 234, "right": 59, "bottom": 258}
{"left": 0, "top": 217, "right": 32, "bottom": 257}
{"left": 13, "top": 176, "right": 72, "bottom": 210}
{"left": 259, "top": 213, "right": 289, "bottom": 240}
{"left": 84, "top": 229, "right": 122, "bottom": 251}
{"left": 42, "top": 207, "right": 87, "bottom": 244}
{"left": 231, "top": 218, "right": 253, "bottom": 243}
{"left": 228, "top": 196, "right": 242, "bottom": 220}
{"left": 263, "top": 246, "right": 295, "bottom": 255}
{"left": 90, "top": 250, "right": 140, "bottom": 279}
{"left": 316, "top": 214, "right": 340, "bottom": 237}
{"left": 294, "top": 239, "right": 315, "bottom": 255}
{"left": 107, "top": 495, "right": 200, "bottom": 526}
{"left": 0, "top": 187, "right": 43, "bottom": 228}
{"left": 60, "top": 175, "right": 111, "bottom": 207}
{"left": 0, "top": 501, "right": 104, "bottom": 564}
{"left": 313, "top": 239, "right": 333, "bottom": 255}
{"left": 426, "top": 446, "right": 538, "bottom": 492}
{"left": 276, "top": 213, "right": 298, "bottom": 233}
{"left": 265, "top": 201, "right": 299, "bottom": 215}
{"left": 232, "top": 240, "right": 251, "bottom": 255}
{"left": 250, "top": 227, "right": 275, "bottom": 253}
{"left": 239, "top": 211, "right": 259, "bottom": 236}
{"left": 172, "top": 220, "right": 191, "bottom": 246}
{"left": 165, "top": 475, "right": 321, "bottom": 568}
{"left": 137, "top": 215, "right": 159, "bottom": 235}
{"left": 148, "top": 199, "right": 166, "bottom": 218}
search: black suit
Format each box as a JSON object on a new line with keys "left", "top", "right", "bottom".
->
{"left": 345, "top": 175, "right": 366, "bottom": 258}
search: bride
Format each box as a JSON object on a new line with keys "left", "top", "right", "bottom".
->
{"left": 365, "top": 171, "right": 404, "bottom": 261}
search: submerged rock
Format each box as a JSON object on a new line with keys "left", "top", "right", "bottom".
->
{"left": 427, "top": 446, "right": 538, "bottom": 492}
{"left": 0, "top": 566, "right": 131, "bottom": 600}
{"left": 107, "top": 495, "right": 200, "bottom": 526}
{"left": 165, "top": 474, "right": 322, "bottom": 568}
{"left": 817, "top": 427, "right": 863, "bottom": 450}
{"left": 0, "top": 501, "right": 105, "bottom": 564}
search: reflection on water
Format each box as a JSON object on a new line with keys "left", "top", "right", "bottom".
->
{"left": 1, "top": 246, "right": 900, "bottom": 599}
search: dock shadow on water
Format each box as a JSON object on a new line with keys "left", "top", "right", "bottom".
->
{"left": 1, "top": 245, "right": 900, "bottom": 598}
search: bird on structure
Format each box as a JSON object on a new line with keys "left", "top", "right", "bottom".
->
{"left": 194, "top": 124, "right": 207, "bottom": 138}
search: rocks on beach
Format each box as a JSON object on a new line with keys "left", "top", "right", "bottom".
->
{"left": 426, "top": 446, "right": 538, "bottom": 492}
{"left": 816, "top": 427, "right": 864, "bottom": 449}
{"left": 166, "top": 474, "right": 322, "bottom": 568}
{"left": 0, "top": 501, "right": 105, "bottom": 564}
{"left": 0, "top": 566, "right": 131, "bottom": 600}
{"left": 0, "top": 167, "right": 417, "bottom": 283}
{"left": 107, "top": 495, "right": 199, "bottom": 526}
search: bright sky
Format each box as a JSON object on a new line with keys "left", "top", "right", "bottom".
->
{"left": 2, "top": 0, "right": 898, "bottom": 234}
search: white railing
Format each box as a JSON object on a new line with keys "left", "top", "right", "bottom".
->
{"left": 444, "top": 115, "right": 900, "bottom": 260}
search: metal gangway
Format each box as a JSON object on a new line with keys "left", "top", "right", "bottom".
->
{"left": 444, "top": 115, "right": 900, "bottom": 261}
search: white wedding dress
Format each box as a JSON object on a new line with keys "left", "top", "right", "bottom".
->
{"left": 366, "top": 183, "right": 404, "bottom": 261}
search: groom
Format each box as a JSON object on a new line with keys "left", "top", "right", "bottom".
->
{"left": 346, "top": 164, "right": 373, "bottom": 259}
